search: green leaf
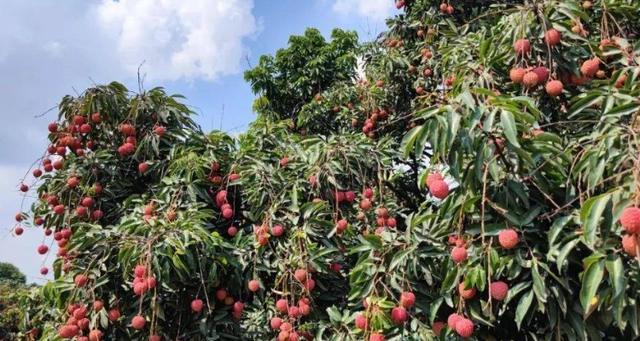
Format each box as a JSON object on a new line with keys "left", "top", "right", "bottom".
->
{"left": 579, "top": 259, "right": 604, "bottom": 313}
{"left": 500, "top": 110, "right": 520, "bottom": 147}
{"left": 515, "top": 290, "right": 534, "bottom": 330}
{"left": 580, "top": 193, "right": 612, "bottom": 248}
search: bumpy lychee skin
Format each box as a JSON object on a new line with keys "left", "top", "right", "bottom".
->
{"left": 369, "top": 333, "right": 385, "bottom": 341}
{"left": 532, "top": 67, "right": 549, "bottom": 82}
{"left": 623, "top": 234, "right": 638, "bottom": 256}
{"left": 429, "top": 180, "right": 449, "bottom": 199}
{"left": 425, "top": 173, "right": 444, "bottom": 187}
{"left": 355, "top": 313, "right": 368, "bottom": 329}
{"left": 455, "top": 318, "right": 474, "bottom": 338}
{"left": 248, "top": 279, "right": 260, "bottom": 292}
{"left": 513, "top": 39, "right": 530, "bottom": 55}
{"left": 546, "top": 80, "right": 564, "bottom": 97}
{"left": 190, "top": 299, "right": 204, "bottom": 313}
{"left": 490, "top": 281, "right": 509, "bottom": 301}
{"left": 620, "top": 207, "right": 640, "bottom": 234}
{"left": 447, "top": 313, "right": 463, "bottom": 329}
{"left": 544, "top": 29, "right": 562, "bottom": 46}
{"left": 581, "top": 58, "right": 600, "bottom": 77}
{"left": 451, "top": 247, "right": 468, "bottom": 264}
{"left": 458, "top": 282, "right": 477, "bottom": 300}
{"left": 432, "top": 321, "right": 445, "bottom": 335}
{"left": 391, "top": 306, "right": 408, "bottom": 324}
{"left": 131, "top": 315, "right": 146, "bottom": 330}
{"left": 498, "top": 229, "right": 519, "bottom": 249}
{"left": 400, "top": 291, "right": 415, "bottom": 308}
{"left": 522, "top": 72, "right": 539, "bottom": 88}
{"left": 509, "top": 68, "right": 525, "bottom": 83}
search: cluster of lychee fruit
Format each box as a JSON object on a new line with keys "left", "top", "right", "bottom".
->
{"left": 269, "top": 296, "right": 314, "bottom": 341}
{"left": 58, "top": 302, "right": 105, "bottom": 340}
{"left": 426, "top": 172, "right": 449, "bottom": 200}
{"left": 131, "top": 265, "right": 157, "bottom": 296}
{"left": 620, "top": 206, "right": 640, "bottom": 256}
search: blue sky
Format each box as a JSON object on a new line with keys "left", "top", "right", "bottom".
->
{"left": 0, "top": 0, "right": 397, "bottom": 283}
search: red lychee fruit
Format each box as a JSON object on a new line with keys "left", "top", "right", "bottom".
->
{"left": 280, "top": 322, "right": 293, "bottom": 332}
{"left": 522, "top": 72, "right": 539, "bottom": 88}
{"left": 119, "top": 124, "right": 136, "bottom": 136}
{"left": 498, "top": 229, "right": 519, "bottom": 249}
{"left": 581, "top": 58, "right": 600, "bottom": 77}
{"left": 138, "top": 163, "right": 149, "bottom": 174}
{"left": 92, "top": 210, "right": 104, "bottom": 221}
{"left": 354, "top": 313, "right": 368, "bottom": 329}
{"left": 294, "top": 269, "right": 308, "bottom": 282}
{"left": 48, "top": 123, "right": 58, "bottom": 133}
{"left": 288, "top": 306, "right": 300, "bottom": 319}
{"left": 272, "top": 224, "right": 284, "bottom": 237}
{"left": 447, "top": 313, "right": 463, "bottom": 330}
{"left": 67, "top": 176, "right": 79, "bottom": 188}
{"left": 59, "top": 325, "right": 79, "bottom": 338}
{"left": 514, "top": 39, "right": 530, "bottom": 55}
{"left": 510, "top": 68, "right": 525, "bottom": 84}
{"left": 93, "top": 301, "right": 104, "bottom": 312}
{"left": 222, "top": 208, "right": 233, "bottom": 219}
{"left": 280, "top": 157, "right": 290, "bottom": 167}
{"left": 345, "top": 191, "right": 356, "bottom": 203}
{"left": 248, "top": 280, "right": 260, "bottom": 292}
{"left": 40, "top": 267, "right": 48, "bottom": 275}
{"left": 134, "top": 265, "right": 147, "bottom": 278}
{"left": 80, "top": 124, "right": 91, "bottom": 134}
{"left": 532, "top": 66, "right": 549, "bottom": 82}
{"left": 131, "top": 315, "right": 146, "bottom": 330}
{"left": 33, "top": 169, "right": 42, "bottom": 177}
{"left": 369, "top": 333, "right": 385, "bottom": 341}
{"left": 155, "top": 126, "right": 165, "bottom": 136}
{"left": 149, "top": 336, "right": 161, "bottom": 341}
{"left": 227, "top": 226, "right": 238, "bottom": 236}
{"left": 439, "top": 3, "right": 447, "bottom": 11}
{"left": 304, "top": 279, "right": 316, "bottom": 291}
{"left": 20, "top": 184, "right": 28, "bottom": 192}
{"left": 546, "top": 80, "right": 564, "bottom": 97}
{"left": 270, "top": 317, "right": 283, "bottom": 330}
{"left": 216, "top": 289, "right": 227, "bottom": 301}
{"left": 363, "top": 188, "right": 374, "bottom": 198}
{"left": 37, "top": 244, "right": 49, "bottom": 255}
{"left": 544, "top": 29, "right": 562, "bottom": 46}
{"left": 376, "top": 80, "right": 384, "bottom": 87}
{"left": 13, "top": 226, "right": 23, "bottom": 236}
{"left": 89, "top": 329, "right": 103, "bottom": 341}
{"left": 395, "top": 0, "right": 405, "bottom": 9}
{"left": 276, "top": 299, "right": 289, "bottom": 313}
{"left": 336, "top": 219, "right": 348, "bottom": 234}
{"left": 400, "top": 291, "right": 415, "bottom": 308}
{"left": 107, "top": 309, "right": 120, "bottom": 322}
{"left": 458, "top": 282, "right": 477, "bottom": 299}
{"left": 391, "top": 306, "right": 408, "bottom": 324}
{"left": 432, "top": 321, "right": 445, "bottom": 335}
{"left": 455, "top": 318, "right": 474, "bottom": 338}
{"left": 360, "top": 198, "right": 372, "bottom": 210}
{"left": 622, "top": 234, "right": 638, "bottom": 256}
{"left": 620, "top": 207, "right": 640, "bottom": 234}
{"left": 74, "top": 274, "right": 88, "bottom": 287}
{"left": 451, "top": 247, "right": 468, "bottom": 264}
{"left": 191, "top": 299, "right": 204, "bottom": 312}
{"left": 429, "top": 180, "right": 449, "bottom": 199}
{"left": 490, "top": 281, "right": 509, "bottom": 301}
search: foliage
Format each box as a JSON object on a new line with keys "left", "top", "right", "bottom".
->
{"left": 0, "top": 262, "right": 27, "bottom": 285}
{"left": 11, "top": 0, "right": 640, "bottom": 340}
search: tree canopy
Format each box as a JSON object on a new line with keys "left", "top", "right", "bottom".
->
{"left": 10, "top": 0, "right": 640, "bottom": 340}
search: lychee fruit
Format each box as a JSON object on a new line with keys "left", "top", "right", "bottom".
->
{"left": 40, "top": 267, "right": 48, "bottom": 275}
{"left": 458, "top": 282, "right": 477, "bottom": 299}
{"left": 620, "top": 207, "right": 640, "bottom": 234}
{"left": 191, "top": 299, "right": 204, "bottom": 312}
{"left": 513, "top": 39, "right": 530, "bottom": 55}
{"left": 532, "top": 67, "right": 549, "bottom": 82}
{"left": 248, "top": 279, "right": 260, "bottom": 292}
{"left": 447, "top": 313, "right": 462, "bottom": 330}
{"left": 544, "top": 29, "right": 562, "bottom": 46}
{"left": 14, "top": 226, "right": 23, "bottom": 236}
{"left": 134, "top": 265, "right": 147, "bottom": 278}
{"left": 400, "top": 291, "right": 415, "bottom": 308}
{"left": 155, "top": 126, "right": 165, "bottom": 136}
{"left": 429, "top": 180, "right": 449, "bottom": 199}
{"left": 510, "top": 68, "right": 525, "bottom": 83}
{"left": 270, "top": 317, "right": 283, "bottom": 330}
{"left": 108, "top": 309, "right": 120, "bottom": 322}
{"left": 432, "top": 321, "right": 445, "bottom": 335}
{"left": 369, "top": 333, "right": 385, "bottom": 341}
{"left": 391, "top": 306, "right": 408, "bottom": 324}
{"left": 581, "top": 58, "right": 600, "bottom": 77}
{"left": 455, "top": 318, "right": 474, "bottom": 338}
{"left": 294, "top": 269, "right": 308, "bottom": 282}
{"left": 276, "top": 299, "right": 289, "bottom": 313}
{"left": 490, "top": 281, "right": 509, "bottom": 301}
{"left": 89, "top": 329, "right": 103, "bottom": 341}
{"left": 498, "top": 229, "right": 519, "bottom": 249}
{"left": 93, "top": 301, "right": 104, "bottom": 311}
{"left": 280, "top": 157, "right": 290, "bottom": 167}
{"left": 546, "top": 80, "right": 564, "bottom": 97}
{"left": 355, "top": 313, "right": 368, "bottom": 329}
{"left": 37, "top": 244, "right": 49, "bottom": 255}
{"left": 451, "top": 247, "right": 468, "bottom": 264}
{"left": 623, "top": 234, "right": 638, "bottom": 256}
{"left": 74, "top": 274, "right": 88, "bottom": 287}
{"left": 138, "top": 163, "right": 149, "bottom": 174}
{"left": 522, "top": 72, "right": 539, "bottom": 88}
{"left": 131, "top": 315, "right": 146, "bottom": 330}
{"left": 363, "top": 188, "right": 374, "bottom": 198}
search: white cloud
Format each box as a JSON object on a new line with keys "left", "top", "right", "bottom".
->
{"left": 96, "top": 0, "right": 261, "bottom": 82}
{"left": 331, "top": 0, "right": 393, "bottom": 20}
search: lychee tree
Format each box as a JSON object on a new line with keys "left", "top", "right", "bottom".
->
{"left": 10, "top": 0, "right": 640, "bottom": 340}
